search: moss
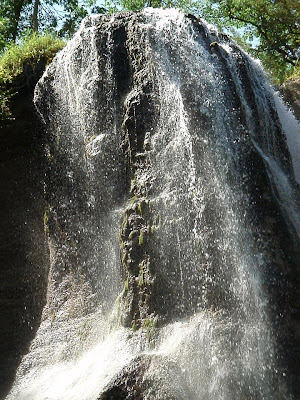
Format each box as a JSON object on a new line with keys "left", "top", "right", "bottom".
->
{"left": 119, "top": 193, "right": 154, "bottom": 329}
{"left": 44, "top": 205, "right": 50, "bottom": 231}
{"left": 138, "top": 264, "right": 144, "bottom": 287}
{"left": 111, "top": 277, "right": 130, "bottom": 329}
{"left": 138, "top": 259, "right": 153, "bottom": 288}
{"left": 132, "top": 320, "right": 138, "bottom": 332}
{"left": 50, "top": 312, "right": 56, "bottom": 326}
{"left": 143, "top": 316, "right": 158, "bottom": 342}
{"left": 128, "top": 230, "right": 135, "bottom": 240}
{"left": 118, "top": 278, "right": 129, "bottom": 298}
{"left": 46, "top": 150, "right": 54, "bottom": 163}
{"left": 127, "top": 195, "right": 138, "bottom": 206}
{"left": 137, "top": 198, "right": 149, "bottom": 215}
{"left": 287, "top": 69, "right": 300, "bottom": 82}
{"left": 138, "top": 230, "right": 144, "bottom": 246}
{"left": 124, "top": 278, "right": 129, "bottom": 293}
{"left": 138, "top": 201, "right": 143, "bottom": 215}
{"left": 121, "top": 215, "right": 129, "bottom": 238}
{"left": 122, "top": 251, "right": 127, "bottom": 264}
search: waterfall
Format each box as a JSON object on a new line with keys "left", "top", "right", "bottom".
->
{"left": 6, "top": 8, "right": 300, "bottom": 400}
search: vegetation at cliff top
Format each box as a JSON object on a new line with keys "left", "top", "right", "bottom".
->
{"left": 0, "top": 0, "right": 106, "bottom": 51}
{"left": 0, "top": 1, "right": 298, "bottom": 83}
{"left": 0, "top": 33, "right": 65, "bottom": 126}
{"left": 202, "top": 0, "right": 300, "bottom": 83}
{"left": 0, "top": 1, "right": 299, "bottom": 90}
{"left": 0, "top": 33, "right": 65, "bottom": 84}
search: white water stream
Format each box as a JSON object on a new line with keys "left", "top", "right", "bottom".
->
{"left": 6, "top": 8, "right": 299, "bottom": 400}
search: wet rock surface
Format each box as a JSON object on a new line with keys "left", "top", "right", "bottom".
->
{"left": 3, "top": 10, "right": 300, "bottom": 399}
{"left": 98, "top": 354, "right": 190, "bottom": 400}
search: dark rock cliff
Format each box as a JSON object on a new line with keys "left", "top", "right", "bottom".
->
{"left": 0, "top": 62, "right": 49, "bottom": 398}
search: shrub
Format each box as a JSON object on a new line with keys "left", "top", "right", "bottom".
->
{"left": 0, "top": 33, "right": 65, "bottom": 127}
{"left": 0, "top": 32, "right": 65, "bottom": 84}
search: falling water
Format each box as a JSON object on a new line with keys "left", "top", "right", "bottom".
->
{"left": 6, "top": 8, "right": 300, "bottom": 400}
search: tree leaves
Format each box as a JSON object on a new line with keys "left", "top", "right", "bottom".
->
{"left": 0, "top": 0, "right": 298, "bottom": 82}
{"left": 0, "top": 0, "right": 103, "bottom": 53}
{"left": 204, "top": 0, "right": 300, "bottom": 81}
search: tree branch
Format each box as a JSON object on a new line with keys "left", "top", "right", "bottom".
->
{"left": 32, "top": 0, "right": 40, "bottom": 32}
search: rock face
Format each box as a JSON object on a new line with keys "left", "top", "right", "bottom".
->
{"left": 98, "top": 355, "right": 192, "bottom": 400}
{"left": 5, "top": 9, "right": 300, "bottom": 400}
{"left": 0, "top": 61, "right": 49, "bottom": 397}
{"left": 281, "top": 76, "right": 300, "bottom": 120}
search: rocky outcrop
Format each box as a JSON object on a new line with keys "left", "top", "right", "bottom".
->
{"left": 98, "top": 356, "right": 150, "bottom": 400}
{"left": 0, "top": 62, "right": 49, "bottom": 398}
{"left": 281, "top": 76, "right": 300, "bottom": 120}
{"left": 5, "top": 10, "right": 300, "bottom": 399}
{"left": 98, "top": 355, "right": 191, "bottom": 400}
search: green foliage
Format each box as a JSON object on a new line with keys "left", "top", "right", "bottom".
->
{"left": 119, "top": 0, "right": 198, "bottom": 12}
{"left": 58, "top": 0, "right": 107, "bottom": 38}
{"left": 201, "top": 0, "right": 300, "bottom": 82}
{"left": 1, "top": 0, "right": 298, "bottom": 82}
{"left": 0, "top": 16, "right": 11, "bottom": 50}
{"left": 0, "top": 32, "right": 65, "bottom": 84}
{"left": 0, "top": 32, "right": 65, "bottom": 127}
{"left": 117, "top": 0, "right": 299, "bottom": 82}
{"left": 120, "top": 0, "right": 202, "bottom": 13}
{"left": 0, "top": 89, "right": 14, "bottom": 123}
{"left": 288, "top": 65, "right": 300, "bottom": 82}
{"left": 0, "top": 0, "right": 107, "bottom": 53}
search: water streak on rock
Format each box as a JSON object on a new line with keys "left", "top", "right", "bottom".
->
{"left": 6, "top": 8, "right": 300, "bottom": 400}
